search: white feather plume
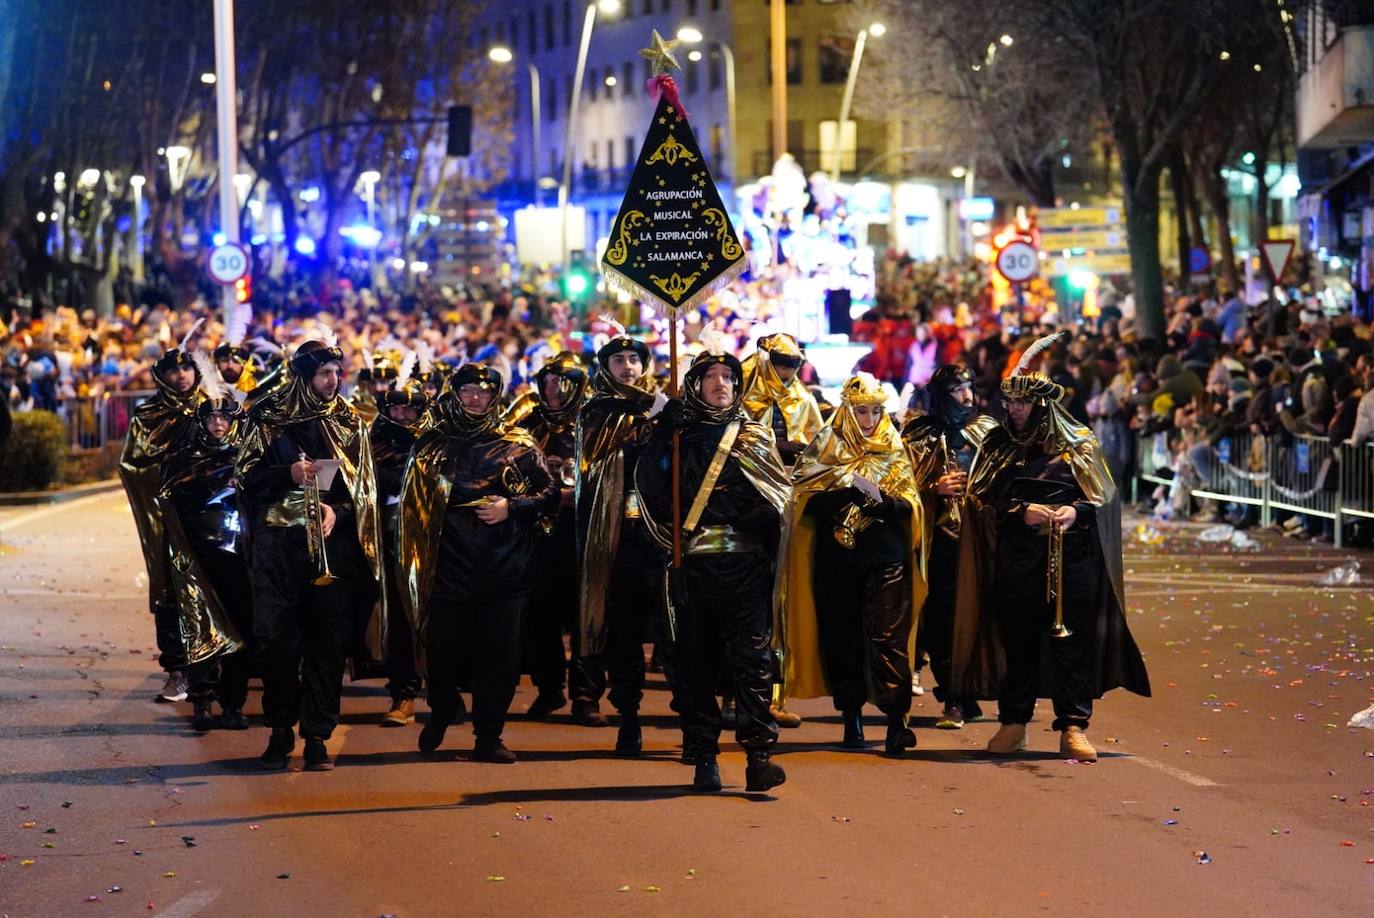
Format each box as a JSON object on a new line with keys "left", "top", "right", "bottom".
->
{"left": 416, "top": 340, "right": 435, "bottom": 375}
{"left": 598, "top": 313, "right": 627, "bottom": 338}
{"left": 1012, "top": 331, "right": 1066, "bottom": 376}
{"left": 362, "top": 348, "right": 374, "bottom": 370}
{"left": 192, "top": 350, "right": 233, "bottom": 402}
{"left": 697, "top": 320, "right": 730, "bottom": 358}
{"left": 396, "top": 350, "right": 417, "bottom": 389}
{"left": 224, "top": 303, "right": 250, "bottom": 346}
{"left": 248, "top": 336, "right": 283, "bottom": 356}
{"left": 319, "top": 324, "right": 339, "bottom": 350}
{"left": 179, "top": 317, "right": 206, "bottom": 352}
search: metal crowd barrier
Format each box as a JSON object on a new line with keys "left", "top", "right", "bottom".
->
{"left": 1135, "top": 430, "right": 1374, "bottom": 548}
{"left": 57, "top": 390, "right": 153, "bottom": 453}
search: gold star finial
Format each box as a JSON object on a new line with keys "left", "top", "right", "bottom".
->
{"left": 638, "top": 29, "right": 681, "bottom": 76}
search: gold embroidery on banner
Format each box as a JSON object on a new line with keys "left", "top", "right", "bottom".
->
{"left": 645, "top": 134, "right": 698, "bottom": 167}
{"left": 649, "top": 270, "right": 702, "bottom": 302}
{"left": 605, "top": 211, "right": 646, "bottom": 266}
{"left": 702, "top": 208, "right": 743, "bottom": 261}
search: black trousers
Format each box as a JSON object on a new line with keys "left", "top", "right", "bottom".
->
{"left": 672, "top": 560, "right": 777, "bottom": 759}
{"left": 993, "top": 531, "right": 1098, "bottom": 731}
{"left": 579, "top": 526, "right": 662, "bottom": 715}
{"left": 814, "top": 561, "right": 913, "bottom": 716}
{"left": 383, "top": 536, "right": 421, "bottom": 702}
{"left": 154, "top": 600, "right": 187, "bottom": 673}
{"left": 188, "top": 546, "right": 255, "bottom": 709}
{"left": 250, "top": 525, "right": 363, "bottom": 739}
{"left": 919, "top": 533, "right": 977, "bottom": 709}
{"left": 524, "top": 530, "right": 577, "bottom": 696}
{"left": 426, "top": 592, "right": 526, "bottom": 742}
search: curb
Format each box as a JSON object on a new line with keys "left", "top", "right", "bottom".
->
{"left": 0, "top": 479, "right": 123, "bottom": 507}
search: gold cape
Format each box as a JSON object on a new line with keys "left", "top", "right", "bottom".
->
{"left": 349, "top": 386, "right": 380, "bottom": 425}
{"left": 574, "top": 373, "right": 656, "bottom": 655}
{"left": 396, "top": 421, "right": 543, "bottom": 642}
{"left": 634, "top": 416, "right": 792, "bottom": 554}
{"left": 740, "top": 351, "right": 823, "bottom": 444}
{"left": 951, "top": 401, "right": 1151, "bottom": 700}
{"left": 501, "top": 391, "right": 539, "bottom": 429}
{"left": 155, "top": 441, "right": 246, "bottom": 665}
{"left": 236, "top": 377, "right": 388, "bottom": 663}
{"left": 903, "top": 414, "right": 999, "bottom": 542}
{"left": 118, "top": 376, "right": 200, "bottom": 612}
{"left": 774, "top": 408, "right": 928, "bottom": 702}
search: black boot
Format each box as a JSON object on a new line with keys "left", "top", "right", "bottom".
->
{"left": 218, "top": 708, "right": 249, "bottom": 730}
{"left": 452, "top": 693, "right": 468, "bottom": 725}
{"left": 692, "top": 756, "right": 722, "bottom": 792}
{"left": 841, "top": 709, "right": 866, "bottom": 749}
{"left": 418, "top": 715, "right": 450, "bottom": 755}
{"left": 745, "top": 749, "right": 786, "bottom": 793}
{"left": 570, "top": 701, "right": 609, "bottom": 727}
{"left": 884, "top": 713, "right": 916, "bottom": 755}
{"left": 720, "top": 699, "right": 739, "bottom": 728}
{"left": 191, "top": 699, "right": 215, "bottom": 733}
{"left": 259, "top": 727, "right": 294, "bottom": 770}
{"left": 525, "top": 690, "right": 567, "bottom": 720}
{"left": 303, "top": 737, "right": 333, "bottom": 771}
{"left": 615, "top": 713, "right": 642, "bottom": 757}
{"left": 473, "top": 736, "right": 517, "bottom": 764}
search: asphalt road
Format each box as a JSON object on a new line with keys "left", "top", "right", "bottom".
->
{"left": 1, "top": 492, "right": 1372, "bottom": 917}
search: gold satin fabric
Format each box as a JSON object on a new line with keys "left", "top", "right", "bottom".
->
{"left": 636, "top": 418, "right": 792, "bottom": 555}
{"left": 774, "top": 403, "right": 928, "bottom": 702}
{"left": 118, "top": 377, "right": 199, "bottom": 610}
{"left": 236, "top": 375, "right": 388, "bottom": 658}
{"left": 740, "top": 351, "right": 823, "bottom": 444}
{"left": 350, "top": 386, "right": 380, "bottom": 425}
{"left": 904, "top": 414, "right": 999, "bottom": 541}
{"left": 396, "top": 423, "right": 542, "bottom": 641}
{"left": 156, "top": 475, "right": 245, "bottom": 665}
{"left": 574, "top": 374, "right": 656, "bottom": 654}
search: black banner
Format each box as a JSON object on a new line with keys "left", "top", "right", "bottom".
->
{"left": 600, "top": 95, "right": 745, "bottom": 316}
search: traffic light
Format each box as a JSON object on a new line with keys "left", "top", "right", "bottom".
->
{"left": 447, "top": 105, "right": 472, "bottom": 157}
{"left": 234, "top": 274, "right": 252, "bottom": 304}
{"left": 563, "top": 261, "right": 591, "bottom": 304}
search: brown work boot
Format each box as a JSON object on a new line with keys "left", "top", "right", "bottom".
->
{"left": 770, "top": 704, "right": 802, "bottom": 728}
{"left": 381, "top": 698, "right": 415, "bottom": 727}
{"left": 986, "top": 722, "right": 1027, "bottom": 755}
{"left": 1059, "top": 726, "right": 1097, "bottom": 762}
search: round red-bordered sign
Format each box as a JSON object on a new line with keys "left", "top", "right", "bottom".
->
{"left": 207, "top": 243, "right": 250, "bottom": 286}
{"left": 995, "top": 239, "right": 1039, "bottom": 283}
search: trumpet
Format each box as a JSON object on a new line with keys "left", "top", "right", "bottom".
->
{"left": 1046, "top": 518, "right": 1071, "bottom": 639}
{"left": 299, "top": 452, "right": 338, "bottom": 587}
{"left": 833, "top": 487, "right": 880, "bottom": 550}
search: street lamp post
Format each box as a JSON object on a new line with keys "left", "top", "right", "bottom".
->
{"left": 677, "top": 27, "right": 736, "bottom": 181}
{"left": 359, "top": 169, "right": 381, "bottom": 282}
{"left": 559, "top": 0, "right": 620, "bottom": 268}
{"left": 212, "top": 0, "right": 242, "bottom": 322}
{"left": 489, "top": 47, "right": 544, "bottom": 208}
{"left": 128, "top": 175, "right": 146, "bottom": 283}
{"left": 831, "top": 23, "right": 885, "bottom": 183}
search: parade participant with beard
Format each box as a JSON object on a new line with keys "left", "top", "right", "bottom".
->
{"left": 504, "top": 351, "right": 590, "bottom": 720}
{"left": 119, "top": 322, "right": 204, "bottom": 704}
{"left": 371, "top": 355, "right": 431, "bottom": 727}
{"left": 635, "top": 328, "right": 791, "bottom": 792}
{"left": 776, "top": 373, "right": 926, "bottom": 755}
{"left": 398, "top": 364, "right": 559, "bottom": 763}
{"left": 953, "top": 334, "right": 1150, "bottom": 762}
{"left": 738, "top": 332, "right": 822, "bottom": 729}
{"left": 236, "top": 337, "right": 387, "bottom": 772}
{"left": 903, "top": 365, "right": 998, "bottom": 729}
{"left": 573, "top": 324, "right": 663, "bottom": 749}
{"left": 158, "top": 353, "right": 250, "bottom": 732}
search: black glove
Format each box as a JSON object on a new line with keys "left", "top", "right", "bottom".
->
{"left": 659, "top": 397, "right": 688, "bottom": 431}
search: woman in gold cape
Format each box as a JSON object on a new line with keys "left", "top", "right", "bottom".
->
{"left": 740, "top": 333, "right": 823, "bottom": 465}
{"left": 774, "top": 372, "right": 927, "bottom": 755}
{"left": 952, "top": 368, "right": 1150, "bottom": 763}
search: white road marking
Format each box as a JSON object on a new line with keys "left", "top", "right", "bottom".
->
{"left": 156, "top": 890, "right": 221, "bottom": 917}
{"left": 0, "top": 491, "right": 122, "bottom": 531}
{"left": 1127, "top": 755, "right": 1220, "bottom": 787}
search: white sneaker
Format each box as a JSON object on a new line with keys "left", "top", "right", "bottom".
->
{"left": 156, "top": 671, "right": 188, "bottom": 703}
{"left": 911, "top": 671, "right": 925, "bottom": 696}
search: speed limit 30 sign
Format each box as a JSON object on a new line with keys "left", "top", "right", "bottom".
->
{"left": 995, "top": 240, "right": 1039, "bottom": 283}
{"left": 207, "top": 243, "right": 250, "bottom": 286}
